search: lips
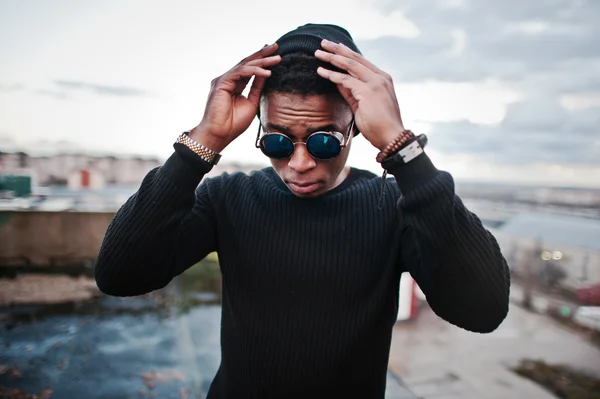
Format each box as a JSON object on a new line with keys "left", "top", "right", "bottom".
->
{"left": 287, "top": 181, "right": 321, "bottom": 195}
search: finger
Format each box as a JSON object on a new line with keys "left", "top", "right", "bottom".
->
{"left": 315, "top": 49, "right": 375, "bottom": 82}
{"left": 233, "top": 76, "right": 252, "bottom": 95}
{"left": 336, "top": 83, "right": 357, "bottom": 110}
{"left": 317, "top": 66, "right": 362, "bottom": 93}
{"left": 219, "top": 66, "right": 271, "bottom": 94}
{"left": 247, "top": 76, "right": 266, "bottom": 108}
{"left": 320, "top": 39, "right": 384, "bottom": 75}
{"left": 240, "top": 43, "right": 279, "bottom": 64}
{"left": 246, "top": 55, "right": 282, "bottom": 68}
{"left": 231, "top": 65, "right": 271, "bottom": 95}
{"left": 229, "top": 65, "right": 272, "bottom": 81}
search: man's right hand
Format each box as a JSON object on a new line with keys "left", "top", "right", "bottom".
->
{"left": 188, "top": 43, "right": 281, "bottom": 152}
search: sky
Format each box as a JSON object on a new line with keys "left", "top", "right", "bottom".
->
{"left": 0, "top": 0, "right": 599, "bottom": 187}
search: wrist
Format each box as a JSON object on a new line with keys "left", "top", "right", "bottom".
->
{"left": 188, "top": 125, "right": 229, "bottom": 153}
{"left": 387, "top": 153, "right": 438, "bottom": 194}
{"left": 375, "top": 128, "right": 416, "bottom": 163}
{"left": 373, "top": 126, "right": 405, "bottom": 152}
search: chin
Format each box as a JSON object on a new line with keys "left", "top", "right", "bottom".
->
{"left": 287, "top": 182, "right": 327, "bottom": 198}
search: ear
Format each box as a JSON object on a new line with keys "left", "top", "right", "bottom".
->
{"left": 257, "top": 93, "right": 264, "bottom": 120}
{"left": 351, "top": 115, "right": 360, "bottom": 136}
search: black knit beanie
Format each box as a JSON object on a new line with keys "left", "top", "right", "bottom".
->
{"left": 275, "top": 23, "right": 362, "bottom": 56}
{"left": 270, "top": 24, "right": 362, "bottom": 136}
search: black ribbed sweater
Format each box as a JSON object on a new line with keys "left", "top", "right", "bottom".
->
{"left": 95, "top": 144, "right": 510, "bottom": 399}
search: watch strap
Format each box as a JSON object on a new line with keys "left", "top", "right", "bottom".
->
{"left": 381, "top": 134, "right": 428, "bottom": 169}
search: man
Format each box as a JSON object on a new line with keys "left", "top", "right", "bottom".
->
{"left": 95, "top": 24, "right": 510, "bottom": 398}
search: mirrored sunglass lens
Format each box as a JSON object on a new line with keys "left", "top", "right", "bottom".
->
{"left": 306, "top": 133, "right": 341, "bottom": 159}
{"left": 261, "top": 135, "right": 294, "bottom": 158}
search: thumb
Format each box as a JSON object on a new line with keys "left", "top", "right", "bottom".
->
{"left": 337, "top": 84, "right": 358, "bottom": 112}
{"left": 247, "top": 76, "right": 266, "bottom": 109}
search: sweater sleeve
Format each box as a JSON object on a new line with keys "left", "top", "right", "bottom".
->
{"left": 388, "top": 154, "right": 510, "bottom": 333}
{"left": 94, "top": 144, "right": 221, "bottom": 297}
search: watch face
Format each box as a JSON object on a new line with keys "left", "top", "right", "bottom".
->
{"left": 382, "top": 138, "right": 425, "bottom": 168}
{"left": 399, "top": 141, "right": 424, "bottom": 163}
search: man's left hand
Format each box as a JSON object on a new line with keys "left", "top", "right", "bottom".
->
{"left": 315, "top": 39, "right": 404, "bottom": 151}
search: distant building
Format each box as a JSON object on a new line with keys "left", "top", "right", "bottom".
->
{"left": 494, "top": 212, "right": 600, "bottom": 292}
{"left": 68, "top": 169, "right": 106, "bottom": 190}
{"left": 456, "top": 182, "right": 600, "bottom": 208}
{"left": 0, "top": 151, "right": 162, "bottom": 187}
{"left": 521, "top": 187, "right": 600, "bottom": 207}
{"left": 0, "top": 173, "right": 33, "bottom": 198}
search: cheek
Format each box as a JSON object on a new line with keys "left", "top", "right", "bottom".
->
{"left": 318, "top": 156, "right": 347, "bottom": 182}
{"left": 270, "top": 159, "right": 289, "bottom": 175}
{"left": 331, "top": 146, "right": 351, "bottom": 171}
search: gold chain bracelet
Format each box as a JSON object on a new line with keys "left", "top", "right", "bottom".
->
{"left": 176, "top": 132, "right": 222, "bottom": 165}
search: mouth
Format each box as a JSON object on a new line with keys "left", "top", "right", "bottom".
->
{"left": 287, "top": 181, "right": 322, "bottom": 195}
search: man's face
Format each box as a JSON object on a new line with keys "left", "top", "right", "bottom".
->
{"left": 260, "top": 92, "right": 353, "bottom": 198}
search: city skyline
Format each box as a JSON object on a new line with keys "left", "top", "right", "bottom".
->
{"left": 1, "top": 0, "right": 599, "bottom": 187}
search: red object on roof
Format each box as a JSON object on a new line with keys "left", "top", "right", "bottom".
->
{"left": 81, "top": 170, "right": 90, "bottom": 187}
{"left": 577, "top": 284, "right": 600, "bottom": 306}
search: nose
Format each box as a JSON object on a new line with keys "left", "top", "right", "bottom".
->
{"left": 288, "top": 144, "right": 316, "bottom": 174}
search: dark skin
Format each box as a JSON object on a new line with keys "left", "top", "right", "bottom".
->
{"left": 314, "top": 39, "right": 406, "bottom": 151}
{"left": 259, "top": 92, "right": 353, "bottom": 197}
{"left": 190, "top": 40, "right": 406, "bottom": 196}
{"left": 190, "top": 43, "right": 282, "bottom": 152}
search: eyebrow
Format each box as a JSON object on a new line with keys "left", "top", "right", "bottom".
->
{"left": 265, "top": 123, "right": 338, "bottom": 137}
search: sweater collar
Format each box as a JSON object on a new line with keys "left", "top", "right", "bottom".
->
{"left": 267, "top": 167, "right": 366, "bottom": 198}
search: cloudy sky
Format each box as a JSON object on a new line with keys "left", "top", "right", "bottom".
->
{"left": 1, "top": 0, "right": 599, "bottom": 186}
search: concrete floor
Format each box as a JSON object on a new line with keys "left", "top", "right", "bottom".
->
{"left": 388, "top": 302, "right": 600, "bottom": 398}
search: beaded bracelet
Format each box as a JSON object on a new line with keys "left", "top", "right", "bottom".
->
{"left": 375, "top": 130, "right": 416, "bottom": 163}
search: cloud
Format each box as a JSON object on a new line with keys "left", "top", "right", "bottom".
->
{"left": 0, "top": 135, "right": 19, "bottom": 152}
{"left": 396, "top": 80, "right": 521, "bottom": 125}
{"left": 53, "top": 80, "right": 153, "bottom": 97}
{"left": 360, "top": 0, "right": 600, "bottom": 167}
{"left": 1, "top": 80, "right": 152, "bottom": 100}
{"left": 561, "top": 93, "right": 600, "bottom": 110}
{"left": 35, "top": 89, "right": 70, "bottom": 100}
{"left": 428, "top": 99, "right": 600, "bottom": 165}
{"left": 0, "top": 84, "right": 25, "bottom": 93}
{"left": 363, "top": 0, "right": 600, "bottom": 86}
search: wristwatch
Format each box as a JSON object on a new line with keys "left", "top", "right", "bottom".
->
{"left": 176, "top": 132, "right": 222, "bottom": 165}
{"left": 381, "top": 134, "right": 428, "bottom": 169}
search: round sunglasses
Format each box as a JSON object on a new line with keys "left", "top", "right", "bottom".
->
{"left": 255, "top": 119, "right": 355, "bottom": 160}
